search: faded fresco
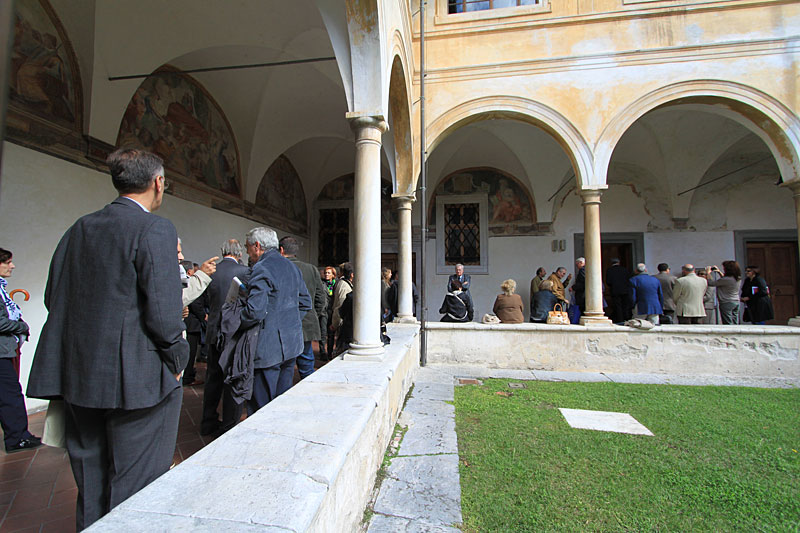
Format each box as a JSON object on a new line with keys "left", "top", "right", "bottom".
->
{"left": 117, "top": 68, "right": 241, "bottom": 197}
{"left": 256, "top": 155, "right": 308, "bottom": 233}
{"left": 9, "top": 0, "right": 80, "bottom": 128}
{"left": 433, "top": 168, "right": 538, "bottom": 235}
{"left": 317, "top": 173, "right": 396, "bottom": 226}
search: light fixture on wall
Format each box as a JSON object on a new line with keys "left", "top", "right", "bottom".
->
{"left": 551, "top": 239, "right": 567, "bottom": 252}
{"left": 551, "top": 239, "right": 558, "bottom": 252}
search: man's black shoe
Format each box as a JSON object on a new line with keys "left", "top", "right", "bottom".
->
{"left": 7, "top": 437, "right": 43, "bottom": 453}
{"left": 200, "top": 421, "right": 221, "bottom": 436}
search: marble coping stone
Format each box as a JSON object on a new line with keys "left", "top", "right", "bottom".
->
{"left": 89, "top": 323, "right": 421, "bottom": 533}
{"left": 426, "top": 322, "right": 800, "bottom": 335}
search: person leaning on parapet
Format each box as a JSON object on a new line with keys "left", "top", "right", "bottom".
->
{"left": 706, "top": 261, "right": 742, "bottom": 325}
{"left": 493, "top": 279, "right": 524, "bottom": 324}
{"left": 570, "top": 257, "right": 586, "bottom": 313}
{"left": 447, "top": 263, "right": 471, "bottom": 293}
{"left": 672, "top": 264, "right": 707, "bottom": 325}
{"left": 629, "top": 263, "right": 663, "bottom": 325}
{"left": 530, "top": 279, "right": 559, "bottom": 323}
{"left": 241, "top": 227, "right": 311, "bottom": 411}
{"left": 27, "top": 148, "right": 189, "bottom": 530}
{"left": 546, "top": 267, "right": 571, "bottom": 307}
{"left": 654, "top": 263, "right": 677, "bottom": 323}
{"left": 201, "top": 238, "right": 249, "bottom": 437}
{"left": 439, "top": 279, "right": 474, "bottom": 322}
{"left": 605, "top": 258, "right": 633, "bottom": 324}
{"left": 279, "top": 236, "right": 326, "bottom": 379}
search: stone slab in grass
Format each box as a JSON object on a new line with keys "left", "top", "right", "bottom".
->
{"left": 372, "top": 454, "right": 462, "bottom": 525}
{"left": 534, "top": 370, "right": 611, "bottom": 383}
{"left": 368, "top": 513, "right": 462, "bottom": 533}
{"left": 559, "top": 408, "right": 654, "bottom": 436}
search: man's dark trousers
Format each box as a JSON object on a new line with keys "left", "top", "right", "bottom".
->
{"left": 248, "top": 358, "right": 296, "bottom": 413}
{"left": 65, "top": 386, "right": 182, "bottom": 529}
{"left": 201, "top": 344, "right": 240, "bottom": 434}
{"left": 0, "top": 358, "right": 33, "bottom": 449}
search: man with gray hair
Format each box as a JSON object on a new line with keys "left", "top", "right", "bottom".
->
{"left": 241, "top": 227, "right": 311, "bottom": 410}
{"left": 629, "top": 263, "right": 663, "bottom": 325}
{"left": 672, "top": 264, "right": 707, "bottom": 324}
{"left": 570, "top": 257, "right": 586, "bottom": 313}
{"left": 201, "top": 239, "right": 248, "bottom": 436}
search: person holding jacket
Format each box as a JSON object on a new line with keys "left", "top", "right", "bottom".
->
{"left": 439, "top": 279, "right": 473, "bottom": 322}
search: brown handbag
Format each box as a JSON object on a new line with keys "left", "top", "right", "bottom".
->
{"left": 546, "top": 303, "right": 570, "bottom": 325}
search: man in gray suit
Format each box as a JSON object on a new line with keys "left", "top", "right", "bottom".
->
{"left": 655, "top": 263, "right": 678, "bottom": 322}
{"left": 201, "top": 239, "right": 249, "bottom": 436}
{"left": 673, "top": 264, "right": 708, "bottom": 325}
{"left": 279, "top": 236, "right": 326, "bottom": 379}
{"left": 27, "top": 149, "right": 188, "bottom": 530}
{"left": 241, "top": 227, "right": 311, "bottom": 411}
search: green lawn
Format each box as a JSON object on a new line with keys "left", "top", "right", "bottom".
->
{"left": 454, "top": 380, "right": 800, "bottom": 532}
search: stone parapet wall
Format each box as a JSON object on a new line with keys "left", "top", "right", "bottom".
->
{"left": 426, "top": 323, "right": 800, "bottom": 381}
{"left": 88, "top": 324, "right": 420, "bottom": 532}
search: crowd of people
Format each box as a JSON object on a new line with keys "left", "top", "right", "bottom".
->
{"left": 438, "top": 259, "right": 775, "bottom": 326}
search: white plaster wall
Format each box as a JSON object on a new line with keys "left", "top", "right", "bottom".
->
{"left": 0, "top": 143, "right": 303, "bottom": 411}
{"left": 643, "top": 231, "right": 735, "bottom": 273}
{"left": 725, "top": 177, "right": 795, "bottom": 231}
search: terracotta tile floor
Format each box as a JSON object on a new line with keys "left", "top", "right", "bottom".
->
{"left": 0, "top": 354, "right": 332, "bottom": 532}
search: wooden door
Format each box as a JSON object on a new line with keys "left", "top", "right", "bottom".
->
{"left": 746, "top": 241, "right": 799, "bottom": 324}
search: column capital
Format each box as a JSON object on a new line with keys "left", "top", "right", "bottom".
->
{"left": 391, "top": 193, "right": 416, "bottom": 210}
{"left": 579, "top": 187, "right": 606, "bottom": 204}
{"left": 780, "top": 179, "right": 800, "bottom": 196}
{"left": 347, "top": 114, "right": 388, "bottom": 135}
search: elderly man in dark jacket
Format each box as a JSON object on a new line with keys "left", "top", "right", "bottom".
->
{"left": 242, "top": 227, "right": 311, "bottom": 411}
{"left": 279, "top": 236, "right": 326, "bottom": 378}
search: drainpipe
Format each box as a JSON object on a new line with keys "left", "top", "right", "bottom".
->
{"left": 419, "top": 0, "right": 428, "bottom": 367}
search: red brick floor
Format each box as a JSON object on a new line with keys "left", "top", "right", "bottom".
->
{"left": 0, "top": 354, "right": 332, "bottom": 532}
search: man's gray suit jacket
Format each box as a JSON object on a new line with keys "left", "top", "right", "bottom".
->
{"left": 206, "top": 257, "right": 250, "bottom": 346}
{"left": 27, "top": 197, "right": 189, "bottom": 410}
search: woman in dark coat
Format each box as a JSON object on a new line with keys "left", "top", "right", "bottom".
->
{"left": 740, "top": 265, "right": 774, "bottom": 324}
{"left": 530, "top": 279, "right": 559, "bottom": 323}
{"left": 0, "top": 248, "right": 42, "bottom": 452}
{"left": 439, "top": 279, "right": 473, "bottom": 322}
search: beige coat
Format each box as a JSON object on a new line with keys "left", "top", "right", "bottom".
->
{"left": 672, "top": 272, "right": 707, "bottom": 317}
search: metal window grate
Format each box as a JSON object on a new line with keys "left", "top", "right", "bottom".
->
{"left": 318, "top": 208, "right": 349, "bottom": 267}
{"left": 444, "top": 203, "right": 480, "bottom": 265}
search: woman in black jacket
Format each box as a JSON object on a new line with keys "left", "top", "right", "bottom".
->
{"left": 0, "top": 248, "right": 42, "bottom": 452}
{"left": 741, "top": 265, "right": 774, "bottom": 324}
{"left": 439, "top": 279, "right": 473, "bottom": 322}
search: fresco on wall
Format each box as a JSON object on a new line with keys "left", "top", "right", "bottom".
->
{"left": 433, "top": 167, "right": 538, "bottom": 235}
{"left": 9, "top": 0, "right": 80, "bottom": 129}
{"left": 117, "top": 68, "right": 241, "bottom": 197}
{"left": 256, "top": 155, "right": 308, "bottom": 233}
{"left": 317, "top": 173, "right": 397, "bottom": 226}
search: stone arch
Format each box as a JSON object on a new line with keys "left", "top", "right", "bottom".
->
{"left": 595, "top": 80, "right": 800, "bottom": 188}
{"left": 387, "top": 50, "right": 413, "bottom": 195}
{"left": 426, "top": 96, "right": 594, "bottom": 190}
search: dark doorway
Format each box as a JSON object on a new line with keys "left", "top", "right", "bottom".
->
{"left": 746, "top": 241, "right": 799, "bottom": 324}
{"left": 601, "top": 242, "right": 634, "bottom": 287}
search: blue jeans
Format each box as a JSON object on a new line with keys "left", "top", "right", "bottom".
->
{"left": 296, "top": 341, "right": 315, "bottom": 379}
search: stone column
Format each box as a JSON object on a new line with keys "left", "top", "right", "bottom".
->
{"left": 784, "top": 181, "right": 800, "bottom": 327}
{"left": 345, "top": 116, "right": 388, "bottom": 360}
{"left": 579, "top": 189, "right": 613, "bottom": 325}
{"left": 392, "top": 193, "right": 417, "bottom": 323}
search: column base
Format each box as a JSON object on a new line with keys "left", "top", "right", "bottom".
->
{"left": 580, "top": 313, "right": 614, "bottom": 326}
{"left": 394, "top": 315, "right": 419, "bottom": 324}
{"left": 343, "top": 341, "right": 386, "bottom": 361}
{"left": 788, "top": 316, "right": 800, "bottom": 327}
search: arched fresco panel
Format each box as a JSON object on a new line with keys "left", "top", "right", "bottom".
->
{"left": 317, "top": 173, "right": 397, "bottom": 226}
{"left": 9, "top": 0, "right": 81, "bottom": 130}
{"left": 430, "top": 167, "right": 539, "bottom": 236}
{"left": 117, "top": 66, "right": 242, "bottom": 197}
{"left": 256, "top": 155, "right": 308, "bottom": 235}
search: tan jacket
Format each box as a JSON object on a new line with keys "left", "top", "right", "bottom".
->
{"left": 672, "top": 273, "right": 707, "bottom": 317}
{"left": 547, "top": 273, "right": 569, "bottom": 302}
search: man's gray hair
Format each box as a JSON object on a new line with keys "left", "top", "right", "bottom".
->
{"left": 245, "top": 227, "right": 279, "bottom": 251}
{"left": 220, "top": 239, "right": 243, "bottom": 258}
{"left": 636, "top": 263, "right": 647, "bottom": 273}
{"left": 576, "top": 257, "right": 585, "bottom": 264}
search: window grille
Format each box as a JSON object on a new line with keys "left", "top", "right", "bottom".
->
{"left": 444, "top": 203, "right": 481, "bottom": 265}
{"left": 318, "top": 208, "right": 349, "bottom": 267}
